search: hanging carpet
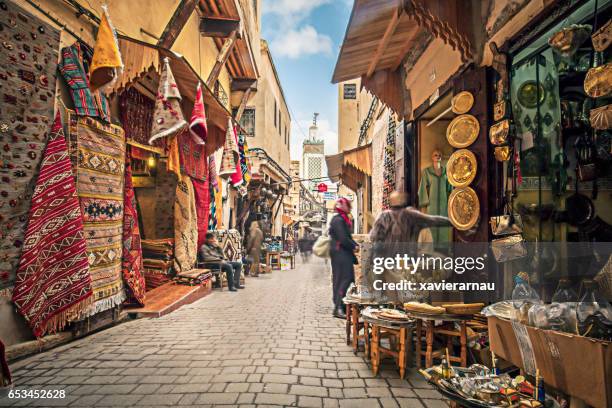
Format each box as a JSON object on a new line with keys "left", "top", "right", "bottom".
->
{"left": 174, "top": 174, "right": 198, "bottom": 273}
{"left": 178, "top": 129, "right": 207, "bottom": 181}
{"left": 0, "top": 1, "right": 60, "bottom": 296}
{"left": 192, "top": 177, "right": 210, "bottom": 249}
{"left": 67, "top": 113, "right": 126, "bottom": 316}
{"left": 12, "top": 114, "right": 92, "bottom": 338}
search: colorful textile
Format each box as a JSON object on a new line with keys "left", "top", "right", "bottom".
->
{"left": 121, "top": 155, "right": 145, "bottom": 305}
{"left": 59, "top": 42, "right": 111, "bottom": 122}
{"left": 174, "top": 175, "right": 198, "bottom": 273}
{"left": 230, "top": 126, "right": 243, "bottom": 187}
{"left": 219, "top": 119, "right": 239, "bottom": 178}
{"left": 89, "top": 5, "right": 123, "bottom": 93}
{"left": 208, "top": 155, "right": 219, "bottom": 188}
{"left": 193, "top": 178, "right": 210, "bottom": 249}
{"left": 120, "top": 87, "right": 165, "bottom": 151}
{"left": 238, "top": 135, "right": 252, "bottom": 185}
{"left": 0, "top": 2, "right": 60, "bottom": 295}
{"left": 189, "top": 83, "right": 208, "bottom": 145}
{"left": 12, "top": 114, "right": 92, "bottom": 338}
{"left": 150, "top": 57, "right": 187, "bottom": 144}
{"left": 216, "top": 229, "right": 243, "bottom": 262}
{"left": 178, "top": 130, "right": 207, "bottom": 181}
{"left": 208, "top": 181, "right": 218, "bottom": 230}
{"left": 68, "top": 113, "right": 126, "bottom": 316}
{"left": 154, "top": 160, "right": 177, "bottom": 238}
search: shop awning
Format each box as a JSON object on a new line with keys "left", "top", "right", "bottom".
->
{"left": 344, "top": 144, "right": 372, "bottom": 176}
{"left": 325, "top": 144, "right": 372, "bottom": 192}
{"left": 325, "top": 153, "right": 343, "bottom": 183}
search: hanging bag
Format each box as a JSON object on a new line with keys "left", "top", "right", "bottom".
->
{"left": 313, "top": 234, "right": 331, "bottom": 258}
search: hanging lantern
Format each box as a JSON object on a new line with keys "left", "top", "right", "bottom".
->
{"left": 146, "top": 154, "right": 156, "bottom": 169}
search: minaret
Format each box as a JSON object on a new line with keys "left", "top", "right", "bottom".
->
{"left": 302, "top": 113, "right": 325, "bottom": 191}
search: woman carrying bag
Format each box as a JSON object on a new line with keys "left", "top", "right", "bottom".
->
{"left": 329, "top": 197, "right": 358, "bottom": 319}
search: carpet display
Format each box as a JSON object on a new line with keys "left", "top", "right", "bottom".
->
{"left": 230, "top": 126, "right": 243, "bottom": 187}
{"left": 238, "top": 135, "right": 251, "bottom": 185}
{"left": 12, "top": 114, "right": 92, "bottom": 338}
{"left": 120, "top": 87, "right": 164, "bottom": 151}
{"left": 121, "top": 156, "right": 145, "bottom": 306}
{"left": 219, "top": 119, "right": 239, "bottom": 178}
{"left": 154, "top": 160, "right": 177, "bottom": 238}
{"left": 216, "top": 229, "right": 242, "bottom": 262}
{"left": 68, "top": 113, "right": 126, "bottom": 316}
{"left": 149, "top": 57, "right": 186, "bottom": 144}
{"left": 189, "top": 82, "right": 207, "bottom": 145}
{"left": 208, "top": 181, "right": 218, "bottom": 230}
{"left": 141, "top": 239, "right": 173, "bottom": 291}
{"left": 0, "top": 1, "right": 60, "bottom": 295}
{"left": 178, "top": 129, "right": 206, "bottom": 181}
{"left": 174, "top": 174, "right": 198, "bottom": 273}
{"left": 175, "top": 269, "right": 212, "bottom": 286}
{"left": 352, "top": 234, "right": 370, "bottom": 287}
{"left": 192, "top": 177, "right": 210, "bottom": 249}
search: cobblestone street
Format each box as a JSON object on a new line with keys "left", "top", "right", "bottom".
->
{"left": 3, "top": 260, "right": 447, "bottom": 408}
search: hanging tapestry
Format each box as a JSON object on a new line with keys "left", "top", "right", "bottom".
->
{"left": 219, "top": 119, "right": 239, "bottom": 178}
{"left": 59, "top": 42, "right": 111, "bottom": 123}
{"left": 88, "top": 5, "right": 123, "bottom": 93}
{"left": 238, "top": 135, "right": 251, "bottom": 185}
{"left": 68, "top": 113, "right": 126, "bottom": 315}
{"left": 0, "top": 2, "right": 60, "bottom": 296}
{"left": 230, "top": 126, "right": 243, "bottom": 187}
{"left": 12, "top": 114, "right": 92, "bottom": 338}
{"left": 208, "top": 155, "right": 219, "bottom": 188}
{"left": 208, "top": 181, "right": 218, "bottom": 230}
{"left": 121, "top": 154, "right": 145, "bottom": 306}
{"left": 150, "top": 57, "right": 186, "bottom": 144}
{"left": 155, "top": 160, "right": 177, "bottom": 238}
{"left": 192, "top": 177, "right": 210, "bottom": 249}
{"left": 174, "top": 174, "right": 197, "bottom": 273}
{"left": 178, "top": 129, "right": 207, "bottom": 180}
{"left": 120, "top": 87, "right": 165, "bottom": 152}
{"left": 189, "top": 82, "right": 207, "bottom": 145}
{"left": 216, "top": 229, "right": 242, "bottom": 262}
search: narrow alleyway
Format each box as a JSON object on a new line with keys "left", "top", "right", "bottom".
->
{"left": 3, "top": 260, "right": 447, "bottom": 408}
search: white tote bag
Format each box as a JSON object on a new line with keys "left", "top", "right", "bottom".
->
{"left": 313, "top": 235, "right": 331, "bottom": 258}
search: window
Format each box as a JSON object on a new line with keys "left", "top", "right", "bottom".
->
{"left": 279, "top": 113, "right": 282, "bottom": 136}
{"left": 274, "top": 100, "right": 277, "bottom": 127}
{"left": 343, "top": 83, "right": 356, "bottom": 99}
{"left": 232, "top": 107, "right": 255, "bottom": 137}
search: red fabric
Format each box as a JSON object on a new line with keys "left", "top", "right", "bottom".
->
{"left": 230, "top": 126, "right": 243, "bottom": 187}
{"left": 192, "top": 177, "right": 211, "bottom": 249}
{"left": 335, "top": 197, "right": 352, "bottom": 229}
{"left": 12, "top": 113, "right": 93, "bottom": 338}
{"left": 121, "top": 155, "right": 146, "bottom": 306}
{"left": 178, "top": 129, "right": 207, "bottom": 181}
{"left": 189, "top": 82, "right": 207, "bottom": 145}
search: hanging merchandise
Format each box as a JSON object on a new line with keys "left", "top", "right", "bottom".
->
{"left": 121, "top": 154, "right": 146, "bottom": 306}
{"left": 59, "top": 42, "right": 111, "bottom": 123}
{"left": 219, "top": 119, "right": 240, "bottom": 179}
{"left": 149, "top": 57, "right": 187, "bottom": 144}
{"left": 174, "top": 175, "right": 198, "bottom": 273}
{"left": 208, "top": 181, "right": 218, "bottom": 231}
{"left": 12, "top": 114, "right": 92, "bottom": 338}
{"left": 589, "top": 104, "right": 612, "bottom": 130}
{"left": 447, "top": 186, "right": 480, "bottom": 231}
{"left": 450, "top": 91, "right": 474, "bottom": 114}
{"left": 489, "top": 119, "right": 510, "bottom": 145}
{"left": 120, "top": 87, "right": 163, "bottom": 151}
{"left": 208, "top": 154, "right": 219, "bottom": 189}
{"left": 67, "top": 113, "right": 126, "bottom": 316}
{"left": 592, "top": 19, "right": 612, "bottom": 52}
{"left": 88, "top": 5, "right": 123, "bottom": 93}
{"left": 0, "top": 1, "right": 60, "bottom": 296}
{"left": 548, "top": 24, "right": 591, "bottom": 57}
{"left": 446, "top": 114, "right": 479, "bottom": 148}
{"left": 584, "top": 62, "right": 612, "bottom": 98}
{"left": 178, "top": 129, "right": 207, "bottom": 180}
{"left": 230, "top": 125, "right": 243, "bottom": 187}
{"left": 192, "top": 177, "right": 211, "bottom": 249}
{"left": 446, "top": 149, "right": 477, "bottom": 187}
{"left": 238, "top": 135, "right": 252, "bottom": 185}
{"left": 189, "top": 82, "right": 208, "bottom": 145}
{"left": 382, "top": 118, "right": 396, "bottom": 209}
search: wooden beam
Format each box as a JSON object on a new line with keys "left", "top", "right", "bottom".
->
{"left": 206, "top": 29, "right": 238, "bottom": 88}
{"left": 231, "top": 78, "right": 257, "bottom": 92}
{"left": 158, "top": 0, "right": 198, "bottom": 48}
{"left": 365, "top": 5, "right": 401, "bottom": 77}
{"left": 234, "top": 88, "right": 253, "bottom": 122}
{"left": 199, "top": 16, "right": 241, "bottom": 37}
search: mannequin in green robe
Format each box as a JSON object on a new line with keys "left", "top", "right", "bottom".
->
{"left": 418, "top": 149, "right": 452, "bottom": 248}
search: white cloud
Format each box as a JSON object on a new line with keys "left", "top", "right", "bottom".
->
{"left": 263, "top": 0, "right": 332, "bottom": 22}
{"left": 270, "top": 25, "right": 332, "bottom": 59}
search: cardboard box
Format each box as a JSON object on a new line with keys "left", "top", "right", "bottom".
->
{"left": 488, "top": 316, "right": 612, "bottom": 408}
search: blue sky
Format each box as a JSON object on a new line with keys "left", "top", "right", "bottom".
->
{"left": 261, "top": 0, "right": 353, "bottom": 160}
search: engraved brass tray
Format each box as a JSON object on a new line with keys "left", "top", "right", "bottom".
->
{"left": 446, "top": 114, "right": 479, "bottom": 148}
{"left": 448, "top": 187, "right": 480, "bottom": 231}
{"left": 585, "top": 63, "right": 612, "bottom": 98}
{"left": 494, "top": 146, "right": 511, "bottom": 162}
{"left": 451, "top": 91, "right": 474, "bottom": 114}
{"left": 446, "top": 149, "right": 477, "bottom": 187}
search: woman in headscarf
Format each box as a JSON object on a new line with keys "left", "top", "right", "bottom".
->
{"left": 329, "top": 197, "right": 358, "bottom": 318}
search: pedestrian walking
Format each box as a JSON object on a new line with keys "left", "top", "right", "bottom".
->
{"left": 329, "top": 197, "right": 357, "bottom": 319}
{"left": 246, "top": 220, "right": 264, "bottom": 277}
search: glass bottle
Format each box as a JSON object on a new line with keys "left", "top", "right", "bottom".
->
{"left": 577, "top": 280, "right": 612, "bottom": 325}
{"left": 511, "top": 272, "right": 540, "bottom": 308}
{"left": 551, "top": 278, "right": 578, "bottom": 303}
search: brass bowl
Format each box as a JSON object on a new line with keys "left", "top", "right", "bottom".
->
{"left": 448, "top": 187, "right": 480, "bottom": 231}
{"left": 585, "top": 63, "right": 612, "bottom": 98}
{"left": 451, "top": 91, "right": 474, "bottom": 114}
{"left": 446, "top": 149, "right": 477, "bottom": 187}
{"left": 446, "top": 114, "right": 479, "bottom": 148}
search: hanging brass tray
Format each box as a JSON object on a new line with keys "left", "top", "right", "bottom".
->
{"left": 448, "top": 187, "right": 480, "bottom": 231}
{"left": 446, "top": 114, "right": 480, "bottom": 148}
{"left": 585, "top": 63, "right": 612, "bottom": 98}
{"left": 446, "top": 149, "right": 477, "bottom": 187}
{"left": 451, "top": 91, "right": 474, "bottom": 114}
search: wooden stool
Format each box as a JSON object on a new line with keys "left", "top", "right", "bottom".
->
{"left": 414, "top": 316, "right": 469, "bottom": 368}
{"left": 344, "top": 301, "right": 370, "bottom": 358}
{"left": 266, "top": 251, "right": 281, "bottom": 270}
{"left": 362, "top": 313, "right": 413, "bottom": 379}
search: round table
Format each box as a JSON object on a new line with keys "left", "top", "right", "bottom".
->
{"left": 361, "top": 308, "right": 414, "bottom": 379}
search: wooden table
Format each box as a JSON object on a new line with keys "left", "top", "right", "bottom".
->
{"left": 361, "top": 309, "right": 414, "bottom": 379}
{"left": 343, "top": 298, "right": 380, "bottom": 357}
{"left": 265, "top": 251, "right": 281, "bottom": 270}
{"left": 406, "top": 312, "right": 471, "bottom": 369}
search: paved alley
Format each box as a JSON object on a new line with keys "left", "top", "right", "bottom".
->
{"left": 3, "top": 260, "right": 447, "bottom": 408}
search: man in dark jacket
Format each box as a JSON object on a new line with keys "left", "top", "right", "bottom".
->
{"left": 200, "top": 232, "right": 245, "bottom": 291}
{"left": 329, "top": 197, "right": 357, "bottom": 318}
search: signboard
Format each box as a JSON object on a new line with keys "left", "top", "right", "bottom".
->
{"left": 317, "top": 183, "right": 328, "bottom": 192}
{"left": 322, "top": 192, "right": 337, "bottom": 201}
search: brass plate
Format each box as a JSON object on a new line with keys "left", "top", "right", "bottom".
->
{"left": 494, "top": 146, "right": 511, "bottom": 162}
{"left": 517, "top": 80, "right": 545, "bottom": 108}
{"left": 448, "top": 187, "right": 480, "bottom": 231}
{"left": 585, "top": 63, "right": 612, "bottom": 98}
{"left": 446, "top": 149, "right": 477, "bottom": 187}
{"left": 446, "top": 114, "right": 479, "bottom": 148}
{"left": 451, "top": 91, "right": 474, "bottom": 114}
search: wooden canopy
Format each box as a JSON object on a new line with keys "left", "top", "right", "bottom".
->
{"left": 325, "top": 144, "right": 372, "bottom": 192}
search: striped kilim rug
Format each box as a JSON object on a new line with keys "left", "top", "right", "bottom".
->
{"left": 68, "top": 113, "right": 126, "bottom": 316}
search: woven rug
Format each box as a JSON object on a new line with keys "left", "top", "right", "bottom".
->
{"left": 12, "top": 114, "right": 92, "bottom": 338}
{"left": 192, "top": 177, "right": 210, "bottom": 249}
{"left": 174, "top": 175, "right": 198, "bottom": 273}
{"left": 216, "top": 229, "right": 242, "bottom": 262}
{"left": 122, "top": 155, "right": 145, "bottom": 305}
{"left": 68, "top": 114, "right": 126, "bottom": 315}
{"left": 178, "top": 129, "right": 207, "bottom": 181}
{"left": 0, "top": 1, "right": 60, "bottom": 296}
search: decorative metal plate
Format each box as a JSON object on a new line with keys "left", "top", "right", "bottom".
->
{"left": 446, "top": 149, "right": 477, "bottom": 187}
{"left": 585, "top": 63, "right": 612, "bottom": 98}
{"left": 517, "top": 80, "right": 545, "bottom": 108}
{"left": 448, "top": 187, "right": 480, "bottom": 231}
{"left": 451, "top": 91, "right": 474, "bottom": 114}
{"left": 446, "top": 114, "right": 480, "bottom": 148}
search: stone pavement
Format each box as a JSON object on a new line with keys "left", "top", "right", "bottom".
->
{"left": 2, "top": 258, "right": 448, "bottom": 407}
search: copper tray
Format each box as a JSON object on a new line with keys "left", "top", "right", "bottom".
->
{"left": 446, "top": 114, "right": 479, "bottom": 148}
{"left": 446, "top": 149, "right": 477, "bottom": 187}
{"left": 448, "top": 187, "right": 480, "bottom": 231}
{"left": 585, "top": 63, "right": 612, "bottom": 98}
{"left": 451, "top": 91, "right": 474, "bottom": 114}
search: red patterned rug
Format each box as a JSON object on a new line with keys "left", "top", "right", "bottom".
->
{"left": 122, "top": 154, "right": 146, "bottom": 305}
{"left": 12, "top": 114, "right": 92, "bottom": 338}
